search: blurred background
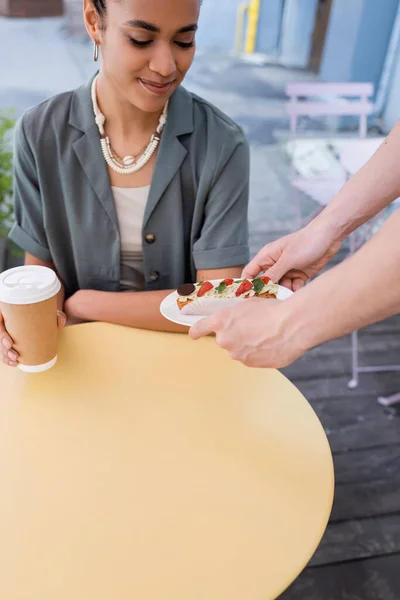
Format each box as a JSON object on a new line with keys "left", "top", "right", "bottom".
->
{"left": 1, "top": 1, "right": 400, "bottom": 598}
{"left": 3, "top": 0, "right": 400, "bottom": 256}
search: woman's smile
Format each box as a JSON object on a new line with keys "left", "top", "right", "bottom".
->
{"left": 138, "top": 77, "right": 176, "bottom": 96}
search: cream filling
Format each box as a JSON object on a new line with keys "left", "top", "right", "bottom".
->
{"left": 178, "top": 280, "right": 279, "bottom": 302}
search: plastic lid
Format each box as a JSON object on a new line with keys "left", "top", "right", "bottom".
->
{"left": 0, "top": 266, "right": 61, "bottom": 305}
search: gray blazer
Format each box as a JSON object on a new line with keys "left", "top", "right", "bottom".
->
{"left": 9, "top": 76, "right": 250, "bottom": 298}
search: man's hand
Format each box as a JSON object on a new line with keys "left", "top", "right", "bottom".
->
{"left": 189, "top": 298, "right": 305, "bottom": 369}
{"left": 242, "top": 223, "right": 342, "bottom": 290}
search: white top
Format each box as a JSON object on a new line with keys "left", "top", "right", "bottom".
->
{"left": 112, "top": 186, "right": 150, "bottom": 292}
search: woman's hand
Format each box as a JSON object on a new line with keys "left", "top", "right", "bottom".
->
{"left": 242, "top": 222, "right": 342, "bottom": 291}
{"left": 1, "top": 309, "right": 67, "bottom": 368}
{"left": 0, "top": 312, "right": 19, "bottom": 367}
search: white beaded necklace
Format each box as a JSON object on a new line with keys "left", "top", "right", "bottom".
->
{"left": 91, "top": 75, "right": 168, "bottom": 175}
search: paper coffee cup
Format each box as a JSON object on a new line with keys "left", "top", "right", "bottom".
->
{"left": 0, "top": 265, "right": 61, "bottom": 373}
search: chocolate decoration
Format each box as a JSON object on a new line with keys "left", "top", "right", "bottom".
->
{"left": 177, "top": 283, "right": 196, "bottom": 296}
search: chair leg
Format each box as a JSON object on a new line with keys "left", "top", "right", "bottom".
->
{"left": 347, "top": 230, "right": 359, "bottom": 389}
{"left": 348, "top": 330, "right": 359, "bottom": 389}
{"left": 377, "top": 393, "right": 400, "bottom": 407}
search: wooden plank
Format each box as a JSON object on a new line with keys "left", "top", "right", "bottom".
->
{"left": 298, "top": 332, "right": 400, "bottom": 359}
{"left": 306, "top": 390, "right": 400, "bottom": 455}
{"left": 290, "top": 332, "right": 400, "bottom": 362}
{"left": 326, "top": 416, "right": 400, "bottom": 453}
{"left": 283, "top": 340, "right": 400, "bottom": 380}
{"left": 353, "top": 316, "right": 400, "bottom": 335}
{"left": 331, "top": 479, "right": 400, "bottom": 521}
{"left": 279, "top": 553, "right": 400, "bottom": 599}
{"left": 310, "top": 515, "right": 400, "bottom": 566}
{"left": 333, "top": 444, "right": 400, "bottom": 484}
{"left": 316, "top": 331, "right": 400, "bottom": 352}
{"left": 311, "top": 395, "right": 392, "bottom": 428}
{"left": 286, "top": 372, "right": 400, "bottom": 401}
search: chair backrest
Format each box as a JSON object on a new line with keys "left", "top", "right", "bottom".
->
{"left": 286, "top": 82, "right": 374, "bottom": 139}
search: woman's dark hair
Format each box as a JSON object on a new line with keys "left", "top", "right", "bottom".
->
{"left": 93, "top": 0, "right": 107, "bottom": 19}
{"left": 93, "top": 0, "right": 202, "bottom": 20}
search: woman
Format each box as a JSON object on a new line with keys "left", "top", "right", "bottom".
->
{"left": 1, "top": 0, "right": 250, "bottom": 367}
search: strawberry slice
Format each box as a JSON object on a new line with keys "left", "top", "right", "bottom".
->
{"left": 236, "top": 280, "right": 253, "bottom": 297}
{"left": 261, "top": 275, "right": 271, "bottom": 284}
{"left": 197, "top": 281, "right": 214, "bottom": 297}
{"left": 223, "top": 278, "right": 234, "bottom": 286}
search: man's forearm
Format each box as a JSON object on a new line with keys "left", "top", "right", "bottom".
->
{"left": 313, "top": 124, "right": 400, "bottom": 242}
{"left": 74, "top": 289, "right": 188, "bottom": 333}
{"left": 286, "top": 208, "right": 400, "bottom": 352}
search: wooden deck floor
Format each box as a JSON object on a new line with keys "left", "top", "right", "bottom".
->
{"left": 279, "top": 316, "right": 400, "bottom": 599}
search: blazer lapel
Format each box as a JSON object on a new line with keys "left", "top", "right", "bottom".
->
{"left": 143, "top": 86, "right": 194, "bottom": 228}
{"left": 69, "top": 75, "right": 118, "bottom": 233}
{"left": 143, "top": 135, "right": 187, "bottom": 227}
{"left": 72, "top": 129, "right": 119, "bottom": 232}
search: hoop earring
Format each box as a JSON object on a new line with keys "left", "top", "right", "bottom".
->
{"left": 93, "top": 42, "right": 99, "bottom": 62}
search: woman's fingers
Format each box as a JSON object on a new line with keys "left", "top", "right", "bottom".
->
{"left": 2, "top": 357, "right": 18, "bottom": 367}
{"left": 1, "top": 344, "right": 18, "bottom": 367}
{"left": 0, "top": 312, "right": 19, "bottom": 366}
{"left": 57, "top": 310, "right": 67, "bottom": 329}
{"left": 2, "top": 346, "right": 18, "bottom": 360}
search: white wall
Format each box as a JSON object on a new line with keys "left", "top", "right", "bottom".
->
{"left": 196, "top": 0, "right": 244, "bottom": 51}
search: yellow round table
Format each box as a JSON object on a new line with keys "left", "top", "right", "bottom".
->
{"left": 0, "top": 323, "right": 334, "bottom": 600}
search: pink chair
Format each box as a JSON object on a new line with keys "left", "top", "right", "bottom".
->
{"left": 286, "top": 82, "right": 374, "bottom": 137}
{"left": 285, "top": 82, "right": 374, "bottom": 227}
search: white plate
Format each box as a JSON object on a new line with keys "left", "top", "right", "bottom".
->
{"left": 160, "top": 281, "right": 294, "bottom": 327}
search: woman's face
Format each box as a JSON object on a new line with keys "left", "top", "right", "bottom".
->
{"left": 90, "top": 0, "right": 200, "bottom": 113}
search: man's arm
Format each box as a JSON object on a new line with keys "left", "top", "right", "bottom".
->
{"left": 315, "top": 123, "right": 400, "bottom": 241}
{"left": 288, "top": 206, "right": 400, "bottom": 353}
{"left": 190, "top": 208, "right": 400, "bottom": 368}
{"left": 244, "top": 123, "right": 400, "bottom": 287}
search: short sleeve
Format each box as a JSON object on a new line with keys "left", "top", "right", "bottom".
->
{"left": 8, "top": 116, "right": 52, "bottom": 262}
{"left": 192, "top": 133, "right": 250, "bottom": 270}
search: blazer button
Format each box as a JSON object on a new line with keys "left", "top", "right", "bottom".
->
{"left": 150, "top": 271, "right": 160, "bottom": 282}
{"left": 145, "top": 233, "right": 156, "bottom": 244}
